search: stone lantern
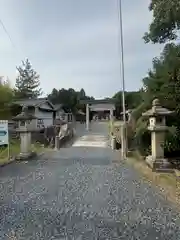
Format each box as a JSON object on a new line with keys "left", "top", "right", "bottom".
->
{"left": 142, "top": 98, "right": 174, "bottom": 172}
{"left": 13, "top": 106, "right": 37, "bottom": 160}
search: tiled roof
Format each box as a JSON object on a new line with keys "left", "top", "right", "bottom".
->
{"left": 13, "top": 98, "right": 54, "bottom": 108}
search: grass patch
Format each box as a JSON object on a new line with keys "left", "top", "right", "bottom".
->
{"left": 127, "top": 155, "right": 180, "bottom": 208}
{"left": 0, "top": 140, "right": 44, "bottom": 165}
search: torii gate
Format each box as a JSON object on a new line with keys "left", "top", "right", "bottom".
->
{"left": 80, "top": 99, "right": 115, "bottom": 131}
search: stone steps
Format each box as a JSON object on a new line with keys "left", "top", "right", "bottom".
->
{"left": 72, "top": 134, "right": 109, "bottom": 148}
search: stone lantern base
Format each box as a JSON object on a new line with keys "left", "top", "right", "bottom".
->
{"left": 16, "top": 151, "right": 37, "bottom": 161}
{"left": 146, "top": 155, "right": 174, "bottom": 173}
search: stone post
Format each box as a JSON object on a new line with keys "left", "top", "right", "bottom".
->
{"left": 55, "top": 136, "right": 60, "bottom": 150}
{"left": 142, "top": 99, "right": 174, "bottom": 172}
{"left": 110, "top": 108, "right": 113, "bottom": 121}
{"left": 111, "top": 135, "right": 116, "bottom": 150}
{"left": 86, "top": 103, "right": 89, "bottom": 131}
{"left": 13, "top": 106, "right": 37, "bottom": 160}
{"left": 120, "top": 122, "right": 126, "bottom": 159}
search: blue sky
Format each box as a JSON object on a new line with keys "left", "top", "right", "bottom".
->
{"left": 0, "top": 0, "right": 164, "bottom": 99}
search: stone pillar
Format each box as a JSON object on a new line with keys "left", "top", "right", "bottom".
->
{"left": 55, "top": 136, "right": 60, "bottom": 150}
{"left": 111, "top": 136, "right": 116, "bottom": 150}
{"left": 120, "top": 123, "right": 126, "bottom": 159}
{"left": 151, "top": 131, "right": 165, "bottom": 159}
{"left": 110, "top": 108, "right": 113, "bottom": 121}
{"left": 20, "top": 131, "right": 31, "bottom": 155}
{"left": 86, "top": 104, "right": 89, "bottom": 131}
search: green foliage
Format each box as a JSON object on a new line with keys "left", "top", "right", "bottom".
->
{"left": 133, "top": 116, "right": 151, "bottom": 155}
{"left": 144, "top": 0, "right": 180, "bottom": 43}
{"left": 113, "top": 91, "right": 142, "bottom": 110}
{"left": 132, "top": 102, "right": 149, "bottom": 121}
{"left": 164, "top": 126, "right": 179, "bottom": 153}
{"left": 142, "top": 43, "right": 180, "bottom": 117}
{"left": 0, "top": 80, "right": 14, "bottom": 119}
{"left": 48, "top": 87, "right": 94, "bottom": 113}
{"left": 15, "top": 59, "right": 42, "bottom": 99}
{"left": 134, "top": 43, "right": 180, "bottom": 154}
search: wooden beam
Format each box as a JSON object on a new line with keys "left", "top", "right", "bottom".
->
{"left": 80, "top": 98, "right": 115, "bottom": 104}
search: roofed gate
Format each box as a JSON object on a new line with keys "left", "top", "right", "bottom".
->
{"left": 80, "top": 99, "right": 115, "bottom": 130}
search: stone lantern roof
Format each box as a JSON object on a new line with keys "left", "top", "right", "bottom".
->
{"left": 12, "top": 106, "right": 37, "bottom": 121}
{"left": 142, "top": 99, "right": 173, "bottom": 118}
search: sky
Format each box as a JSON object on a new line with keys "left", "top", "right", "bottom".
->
{"left": 0, "top": 0, "right": 164, "bottom": 99}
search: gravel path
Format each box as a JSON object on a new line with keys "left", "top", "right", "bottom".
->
{"left": 0, "top": 122, "right": 180, "bottom": 239}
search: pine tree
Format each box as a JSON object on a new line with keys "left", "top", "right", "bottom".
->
{"left": 15, "top": 59, "right": 42, "bottom": 99}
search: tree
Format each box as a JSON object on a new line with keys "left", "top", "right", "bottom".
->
{"left": 0, "top": 79, "right": 14, "bottom": 119}
{"left": 48, "top": 88, "right": 59, "bottom": 104}
{"left": 134, "top": 43, "right": 180, "bottom": 154}
{"left": 48, "top": 87, "right": 94, "bottom": 113}
{"left": 15, "top": 59, "right": 42, "bottom": 99}
{"left": 48, "top": 88, "right": 79, "bottom": 112}
{"left": 143, "top": 0, "right": 180, "bottom": 43}
{"left": 142, "top": 43, "right": 180, "bottom": 111}
{"left": 113, "top": 91, "right": 142, "bottom": 110}
{"left": 79, "top": 88, "right": 86, "bottom": 99}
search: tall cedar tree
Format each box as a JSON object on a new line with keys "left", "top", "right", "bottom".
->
{"left": 15, "top": 59, "right": 42, "bottom": 99}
